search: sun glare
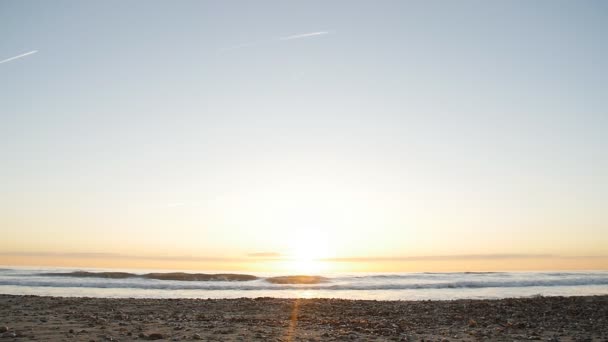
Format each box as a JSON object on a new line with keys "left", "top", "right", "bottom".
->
{"left": 286, "top": 229, "right": 331, "bottom": 274}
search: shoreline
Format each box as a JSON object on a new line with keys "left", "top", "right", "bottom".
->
{"left": 1, "top": 294, "right": 607, "bottom": 341}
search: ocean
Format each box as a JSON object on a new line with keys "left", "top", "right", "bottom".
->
{"left": 1, "top": 267, "right": 607, "bottom": 301}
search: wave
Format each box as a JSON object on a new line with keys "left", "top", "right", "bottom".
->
{"left": 335, "top": 278, "right": 608, "bottom": 290}
{"left": 3, "top": 276, "right": 608, "bottom": 291}
{"left": 39, "top": 271, "right": 134, "bottom": 279}
{"left": 38, "top": 271, "right": 330, "bottom": 284}
{"left": 39, "top": 271, "right": 259, "bottom": 282}
{"left": 266, "top": 276, "right": 327, "bottom": 284}
{"left": 144, "top": 273, "right": 258, "bottom": 281}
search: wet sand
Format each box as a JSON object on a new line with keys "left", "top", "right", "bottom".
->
{"left": 0, "top": 294, "right": 606, "bottom": 341}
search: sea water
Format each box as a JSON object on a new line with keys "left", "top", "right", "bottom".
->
{"left": 1, "top": 267, "right": 607, "bottom": 300}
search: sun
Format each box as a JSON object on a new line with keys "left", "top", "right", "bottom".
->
{"left": 285, "top": 229, "right": 332, "bottom": 274}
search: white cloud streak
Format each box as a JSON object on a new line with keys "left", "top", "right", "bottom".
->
{"left": 218, "top": 30, "right": 331, "bottom": 53}
{"left": 278, "top": 31, "right": 329, "bottom": 41}
{"left": 0, "top": 50, "right": 38, "bottom": 65}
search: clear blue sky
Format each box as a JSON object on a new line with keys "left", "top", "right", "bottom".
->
{"left": 1, "top": 1, "right": 607, "bottom": 271}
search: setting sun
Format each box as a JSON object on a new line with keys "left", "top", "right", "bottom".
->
{"left": 285, "top": 229, "right": 332, "bottom": 274}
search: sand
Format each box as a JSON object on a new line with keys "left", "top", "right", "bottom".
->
{"left": 0, "top": 294, "right": 607, "bottom": 341}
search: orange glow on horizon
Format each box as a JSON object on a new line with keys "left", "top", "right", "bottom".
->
{"left": 2, "top": 254, "right": 607, "bottom": 274}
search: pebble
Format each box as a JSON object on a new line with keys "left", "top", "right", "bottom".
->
{"left": 148, "top": 332, "right": 164, "bottom": 340}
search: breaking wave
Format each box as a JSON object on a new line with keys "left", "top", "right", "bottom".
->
{"left": 0, "top": 270, "right": 607, "bottom": 291}
{"left": 39, "top": 271, "right": 258, "bottom": 282}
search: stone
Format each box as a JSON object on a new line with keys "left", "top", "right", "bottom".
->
{"left": 148, "top": 333, "right": 164, "bottom": 340}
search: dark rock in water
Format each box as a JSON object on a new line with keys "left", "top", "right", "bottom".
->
{"left": 147, "top": 332, "right": 164, "bottom": 340}
{"left": 0, "top": 326, "right": 7, "bottom": 333}
{"left": 143, "top": 272, "right": 258, "bottom": 281}
{"left": 266, "top": 275, "right": 328, "bottom": 284}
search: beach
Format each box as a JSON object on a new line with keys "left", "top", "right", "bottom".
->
{"left": 1, "top": 294, "right": 606, "bottom": 341}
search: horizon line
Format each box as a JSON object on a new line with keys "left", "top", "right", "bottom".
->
{"left": 2, "top": 251, "right": 606, "bottom": 263}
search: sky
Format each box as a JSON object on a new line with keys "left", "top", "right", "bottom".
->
{"left": 1, "top": 1, "right": 607, "bottom": 272}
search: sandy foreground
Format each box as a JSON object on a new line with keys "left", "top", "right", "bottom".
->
{"left": 0, "top": 295, "right": 607, "bottom": 341}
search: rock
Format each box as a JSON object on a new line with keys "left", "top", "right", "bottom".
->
{"left": 69, "top": 328, "right": 74, "bottom": 334}
{"left": 0, "top": 326, "right": 7, "bottom": 333}
{"left": 468, "top": 319, "right": 477, "bottom": 327}
{"left": 192, "top": 333, "right": 202, "bottom": 340}
{"left": 148, "top": 333, "right": 164, "bottom": 340}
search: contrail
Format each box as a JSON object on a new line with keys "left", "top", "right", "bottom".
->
{"left": 0, "top": 50, "right": 38, "bottom": 64}
{"left": 218, "top": 31, "right": 331, "bottom": 53}
{"left": 279, "top": 31, "right": 329, "bottom": 41}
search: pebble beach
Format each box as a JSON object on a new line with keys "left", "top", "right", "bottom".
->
{"left": 1, "top": 294, "right": 607, "bottom": 341}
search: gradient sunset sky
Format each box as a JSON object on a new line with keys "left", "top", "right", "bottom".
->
{"left": 1, "top": 1, "right": 607, "bottom": 272}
